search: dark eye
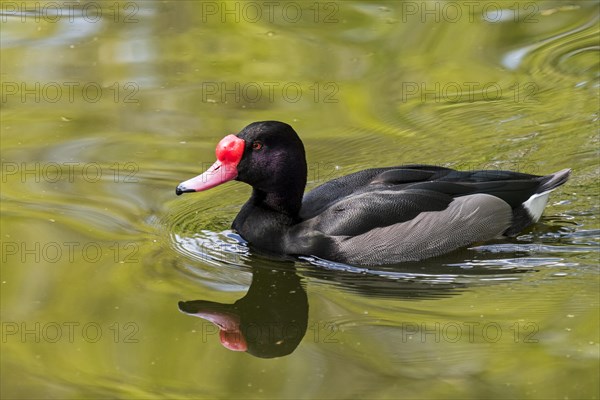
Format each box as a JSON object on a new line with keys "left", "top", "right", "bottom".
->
{"left": 252, "top": 141, "right": 263, "bottom": 150}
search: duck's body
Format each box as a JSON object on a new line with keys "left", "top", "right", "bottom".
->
{"left": 177, "top": 121, "right": 570, "bottom": 265}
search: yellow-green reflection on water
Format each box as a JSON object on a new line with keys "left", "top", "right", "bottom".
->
{"left": 1, "top": 1, "right": 598, "bottom": 399}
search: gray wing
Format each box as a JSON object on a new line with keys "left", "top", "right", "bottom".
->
{"left": 289, "top": 193, "right": 513, "bottom": 265}
{"left": 334, "top": 194, "right": 512, "bottom": 264}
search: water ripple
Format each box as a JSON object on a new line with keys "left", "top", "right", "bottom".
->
{"left": 502, "top": 11, "right": 599, "bottom": 84}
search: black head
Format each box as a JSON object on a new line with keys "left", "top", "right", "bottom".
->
{"left": 176, "top": 121, "right": 308, "bottom": 214}
{"left": 235, "top": 121, "right": 307, "bottom": 195}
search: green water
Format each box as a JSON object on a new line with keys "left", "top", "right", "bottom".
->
{"left": 1, "top": 1, "right": 599, "bottom": 399}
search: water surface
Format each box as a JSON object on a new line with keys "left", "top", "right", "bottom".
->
{"left": 1, "top": 1, "right": 599, "bottom": 399}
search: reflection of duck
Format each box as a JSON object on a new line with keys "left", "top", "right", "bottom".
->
{"left": 176, "top": 121, "right": 570, "bottom": 265}
{"left": 177, "top": 250, "right": 538, "bottom": 358}
{"left": 179, "top": 264, "right": 308, "bottom": 358}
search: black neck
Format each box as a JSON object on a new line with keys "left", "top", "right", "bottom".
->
{"left": 232, "top": 187, "right": 304, "bottom": 252}
{"left": 250, "top": 186, "right": 304, "bottom": 219}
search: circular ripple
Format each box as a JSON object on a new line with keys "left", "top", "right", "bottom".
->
{"left": 502, "top": 12, "right": 600, "bottom": 84}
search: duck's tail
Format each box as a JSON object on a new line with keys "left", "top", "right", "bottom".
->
{"left": 523, "top": 168, "right": 571, "bottom": 222}
{"left": 505, "top": 168, "right": 571, "bottom": 236}
{"left": 538, "top": 168, "right": 572, "bottom": 193}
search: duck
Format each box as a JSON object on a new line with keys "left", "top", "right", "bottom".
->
{"left": 176, "top": 121, "right": 570, "bottom": 265}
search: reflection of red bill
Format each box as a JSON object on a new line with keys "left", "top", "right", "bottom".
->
{"left": 181, "top": 306, "right": 248, "bottom": 352}
{"left": 219, "top": 329, "right": 247, "bottom": 352}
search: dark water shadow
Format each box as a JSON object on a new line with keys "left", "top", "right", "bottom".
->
{"left": 179, "top": 260, "right": 308, "bottom": 359}
{"left": 177, "top": 246, "right": 538, "bottom": 358}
